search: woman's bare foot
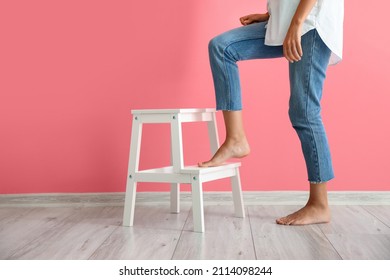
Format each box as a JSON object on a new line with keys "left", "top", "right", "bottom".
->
{"left": 198, "top": 138, "right": 250, "bottom": 167}
{"left": 276, "top": 203, "right": 331, "bottom": 225}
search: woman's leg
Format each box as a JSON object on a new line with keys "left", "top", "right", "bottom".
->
{"left": 199, "top": 21, "right": 283, "bottom": 167}
{"left": 199, "top": 110, "right": 250, "bottom": 167}
{"left": 277, "top": 182, "right": 330, "bottom": 225}
{"left": 277, "top": 29, "right": 333, "bottom": 225}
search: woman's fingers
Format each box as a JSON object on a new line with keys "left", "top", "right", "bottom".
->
{"left": 240, "top": 17, "right": 252, "bottom": 25}
{"left": 240, "top": 14, "right": 261, "bottom": 25}
{"left": 291, "top": 40, "right": 302, "bottom": 61}
{"left": 296, "top": 40, "right": 303, "bottom": 57}
{"left": 283, "top": 23, "right": 304, "bottom": 63}
{"left": 284, "top": 38, "right": 303, "bottom": 62}
{"left": 240, "top": 14, "right": 269, "bottom": 26}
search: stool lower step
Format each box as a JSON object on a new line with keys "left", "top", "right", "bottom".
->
{"left": 134, "top": 162, "right": 241, "bottom": 184}
{"left": 124, "top": 163, "right": 244, "bottom": 232}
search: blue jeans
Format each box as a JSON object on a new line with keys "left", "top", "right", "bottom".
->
{"left": 208, "top": 21, "right": 334, "bottom": 183}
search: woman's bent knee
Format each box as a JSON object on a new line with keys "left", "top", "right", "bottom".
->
{"left": 208, "top": 35, "right": 225, "bottom": 53}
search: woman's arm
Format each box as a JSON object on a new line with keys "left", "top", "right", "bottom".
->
{"left": 284, "top": 0, "right": 317, "bottom": 62}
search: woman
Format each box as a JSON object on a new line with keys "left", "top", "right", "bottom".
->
{"left": 198, "top": 0, "right": 344, "bottom": 225}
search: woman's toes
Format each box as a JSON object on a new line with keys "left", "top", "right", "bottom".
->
{"left": 199, "top": 162, "right": 210, "bottom": 167}
{"left": 276, "top": 216, "right": 287, "bottom": 224}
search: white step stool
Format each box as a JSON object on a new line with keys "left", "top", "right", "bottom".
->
{"left": 122, "top": 108, "right": 245, "bottom": 232}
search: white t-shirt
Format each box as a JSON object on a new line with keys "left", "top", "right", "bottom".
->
{"left": 264, "top": 0, "right": 344, "bottom": 65}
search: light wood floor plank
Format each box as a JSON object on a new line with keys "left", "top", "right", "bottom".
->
{"left": 0, "top": 207, "right": 78, "bottom": 259}
{"left": 90, "top": 227, "right": 182, "bottom": 260}
{"left": 318, "top": 206, "right": 390, "bottom": 235}
{"left": 172, "top": 206, "right": 255, "bottom": 260}
{"left": 7, "top": 207, "right": 121, "bottom": 259}
{"left": 90, "top": 205, "right": 190, "bottom": 259}
{"left": 326, "top": 234, "right": 390, "bottom": 259}
{"left": 0, "top": 207, "right": 32, "bottom": 222}
{"left": 0, "top": 207, "right": 36, "bottom": 233}
{"left": 2, "top": 204, "right": 389, "bottom": 260}
{"left": 362, "top": 206, "right": 390, "bottom": 228}
{"left": 248, "top": 206, "right": 341, "bottom": 259}
{"left": 129, "top": 204, "right": 191, "bottom": 231}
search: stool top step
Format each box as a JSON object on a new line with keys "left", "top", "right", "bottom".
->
{"left": 181, "top": 162, "right": 241, "bottom": 174}
{"left": 131, "top": 108, "right": 216, "bottom": 115}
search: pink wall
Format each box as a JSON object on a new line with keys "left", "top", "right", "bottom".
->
{"left": 1, "top": 1, "right": 389, "bottom": 194}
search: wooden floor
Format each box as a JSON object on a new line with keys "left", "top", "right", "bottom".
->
{"left": 1, "top": 201, "right": 389, "bottom": 260}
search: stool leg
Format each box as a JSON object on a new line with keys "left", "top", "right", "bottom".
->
{"left": 170, "top": 143, "right": 180, "bottom": 214}
{"left": 170, "top": 113, "right": 184, "bottom": 173}
{"left": 123, "top": 117, "right": 143, "bottom": 227}
{"left": 231, "top": 167, "right": 245, "bottom": 218}
{"left": 170, "top": 184, "right": 180, "bottom": 214}
{"left": 123, "top": 179, "right": 137, "bottom": 226}
{"left": 170, "top": 113, "right": 183, "bottom": 213}
{"left": 207, "top": 112, "right": 220, "bottom": 155}
{"left": 191, "top": 175, "right": 205, "bottom": 233}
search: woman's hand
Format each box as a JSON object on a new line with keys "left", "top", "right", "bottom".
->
{"left": 239, "top": 13, "right": 269, "bottom": 26}
{"left": 283, "top": 0, "right": 317, "bottom": 63}
{"left": 283, "top": 22, "right": 303, "bottom": 63}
